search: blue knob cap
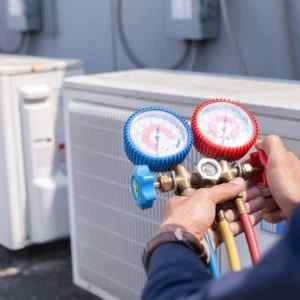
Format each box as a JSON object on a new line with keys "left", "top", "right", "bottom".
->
{"left": 131, "top": 165, "right": 157, "bottom": 209}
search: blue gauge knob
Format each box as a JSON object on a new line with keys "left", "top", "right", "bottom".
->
{"left": 123, "top": 107, "right": 193, "bottom": 172}
{"left": 131, "top": 165, "right": 157, "bottom": 209}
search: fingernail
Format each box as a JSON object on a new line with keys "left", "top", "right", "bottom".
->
{"left": 231, "top": 178, "right": 245, "bottom": 186}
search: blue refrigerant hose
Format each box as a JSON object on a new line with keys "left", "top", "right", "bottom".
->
{"left": 205, "top": 235, "right": 220, "bottom": 279}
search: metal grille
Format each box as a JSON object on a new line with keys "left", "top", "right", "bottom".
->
{"left": 68, "top": 104, "right": 175, "bottom": 299}
{"left": 67, "top": 101, "right": 207, "bottom": 299}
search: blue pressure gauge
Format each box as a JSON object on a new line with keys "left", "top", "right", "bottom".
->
{"left": 123, "top": 107, "right": 193, "bottom": 172}
{"left": 123, "top": 107, "right": 193, "bottom": 209}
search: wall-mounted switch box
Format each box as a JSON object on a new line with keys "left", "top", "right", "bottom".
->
{"left": 166, "top": 0, "right": 219, "bottom": 41}
{"left": 6, "top": 0, "right": 42, "bottom": 32}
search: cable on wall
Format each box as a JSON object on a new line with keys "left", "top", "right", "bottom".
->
{"left": 110, "top": 0, "right": 119, "bottom": 71}
{"left": 116, "top": 0, "right": 192, "bottom": 69}
{"left": 282, "top": 0, "right": 298, "bottom": 78}
{"left": 0, "top": 33, "right": 30, "bottom": 54}
{"left": 219, "top": 0, "right": 249, "bottom": 75}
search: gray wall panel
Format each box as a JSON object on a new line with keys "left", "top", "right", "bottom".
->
{"left": 0, "top": 0, "right": 299, "bottom": 78}
{"left": 0, "top": 0, "right": 114, "bottom": 73}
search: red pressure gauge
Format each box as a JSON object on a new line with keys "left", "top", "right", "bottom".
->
{"left": 191, "top": 99, "right": 259, "bottom": 161}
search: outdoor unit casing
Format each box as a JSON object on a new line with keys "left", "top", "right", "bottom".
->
{"left": 64, "top": 70, "right": 300, "bottom": 300}
{"left": 0, "top": 54, "right": 82, "bottom": 250}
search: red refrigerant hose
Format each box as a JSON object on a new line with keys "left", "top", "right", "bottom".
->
{"left": 239, "top": 149, "right": 269, "bottom": 265}
{"left": 236, "top": 192, "right": 261, "bottom": 265}
{"left": 240, "top": 212, "right": 261, "bottom": 264}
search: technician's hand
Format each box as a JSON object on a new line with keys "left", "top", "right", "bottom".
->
{"left": 257, "top": 135, "right": 300, "bottom": 218}
{"left": 160, "top": 178, "right": 263, "bottom": 245}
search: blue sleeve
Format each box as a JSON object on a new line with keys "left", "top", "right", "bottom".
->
{"left": 143, "top": 205, "right": 300, "bottom": 300}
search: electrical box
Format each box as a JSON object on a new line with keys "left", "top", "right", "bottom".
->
{"left": 0, "top": 55, "right": 82, "bottom": 250}
{"left": 6, "top": 0, "right": 42, "bottom": 32}
{"left": 166, "top": 0, "right": 219, "bottom": 40}
{"left": 64, "top": 70, "right": 300, "bottom": 300}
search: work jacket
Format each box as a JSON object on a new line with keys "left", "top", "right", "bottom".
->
{"left": 143, "top": 205, "right": 300, "bottom": 300}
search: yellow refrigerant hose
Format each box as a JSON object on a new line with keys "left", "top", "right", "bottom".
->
{"left": 218, "top": 210, "right": 241, "bottom": 272}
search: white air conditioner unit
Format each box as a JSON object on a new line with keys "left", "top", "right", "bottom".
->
{"left": 64, "top": 70, "right": 300, "bottom": 300}
{"left": 0, "top": 54, "right": 82, "bottom": 250}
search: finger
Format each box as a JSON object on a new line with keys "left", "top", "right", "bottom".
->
{"left": 224, "top": 196, "right": 265, "bottom": 222}
{"left": 219, "top": 201, "right": 236, "bottom": 211}
{"left": 264, "top": 197, "right": 279, "bottom": 211}
{"left": 230, "top": 210, "right": 263, "bottom": 235}
{"left": 245, "top": 187, "right": 262, "bottom": 202}
{"left": 263, "top": 209, "right": 286, "bottom": 224}
{"left": 256, "top": 135, "right": 287, "bottom": 157}
{"left": 198, "top": 178, "right": 246, "bottom": 205}
{"left": 244, "top": 196, "right": 266, "bottom": 214}
{"left": 258, "top": 188, "right": 271, "bottom": 198}
{"left": 211, "top": 210, "right": 263, "bottom": 246}
{"left": 223, "top": 208, "right": 239, "bottom": 222}
{"left": 256, "top": 138, "right": 262, "bottom": 146}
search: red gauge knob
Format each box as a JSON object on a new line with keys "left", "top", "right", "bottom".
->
{"left": 191, "top": 99, "right": 259, "bottom": 161}
{"left": 250, "top": 149, "right": 268, "bottom": 187}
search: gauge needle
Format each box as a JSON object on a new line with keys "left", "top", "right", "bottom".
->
{"left": 155, "top": 126, "right": 161, "bottom": 154}
{"left": 222, "top": 113, "right": 228, "bottom": 145}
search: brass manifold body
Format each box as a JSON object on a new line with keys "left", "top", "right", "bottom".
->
{"left": 155, "top": 158, "right": 259, "bottom": 195}
{"left": 153, "top": 158, "right": 261, "bottom": 272}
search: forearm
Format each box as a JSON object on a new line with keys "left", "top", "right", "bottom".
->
{"left": 142, "top": 242, "right": 212, "bottom": 300}
{"left": 143, "top": 206, "right": 300, "bottom": 300}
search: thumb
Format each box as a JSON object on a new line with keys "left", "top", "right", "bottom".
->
{"left": 208, "top": 178, "right": 246, "bottom": 204}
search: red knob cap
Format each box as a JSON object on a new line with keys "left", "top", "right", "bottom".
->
{"left": 191, "top": 99, "right": 259, "bottom": 161}
{"left": 250, "top": 149, "right": 268, "bottom": 187}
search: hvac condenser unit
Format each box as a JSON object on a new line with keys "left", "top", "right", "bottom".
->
{"left": 64, "top": 70, "right": 300, "bottom": 300}
{"left": 0, "top": 54, "right": 82, "bottom": 250}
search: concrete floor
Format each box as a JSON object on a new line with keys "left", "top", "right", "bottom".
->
{"left": 0, "top": 240, "right": 100, "bottom": 300}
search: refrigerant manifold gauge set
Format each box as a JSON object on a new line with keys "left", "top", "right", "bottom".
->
{"left": 123, "top": 99, "right": 268, "bottom": 278}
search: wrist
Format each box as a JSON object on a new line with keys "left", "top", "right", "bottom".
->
{"left": 143, "top": 224, "right": 209, "bottom": 272}
{"left": 159, "top": 224, "right": 211, "bottom": 263}
{"left": 160, "top": 221, "right": 206, "bottom": 241}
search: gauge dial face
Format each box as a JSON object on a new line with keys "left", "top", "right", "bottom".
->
{"left": 197, "top": 102, "right": 255, "bottom": 148}
{"left": 129, "top": 110, "right": 188, "bottom": 158}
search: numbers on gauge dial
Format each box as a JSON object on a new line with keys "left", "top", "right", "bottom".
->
{"left": 197, "top": 102, "right": 254, "bottom": 147}
{"left": 130, "top": 111, "right": 188, "bottom": 158}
